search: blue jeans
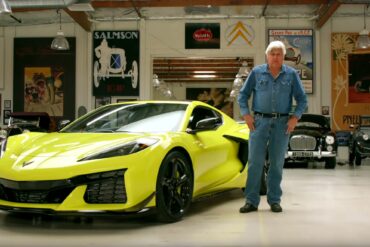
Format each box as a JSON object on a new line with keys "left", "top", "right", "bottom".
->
{"left": 244, "top": 115, "right": 290, "bottom": 207}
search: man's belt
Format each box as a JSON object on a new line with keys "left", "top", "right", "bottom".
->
{"left": 254, "top": 112, "right": 289, "bottom": 118}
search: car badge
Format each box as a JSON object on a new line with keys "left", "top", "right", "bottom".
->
{"left": 22, "top": 160, "right": 34, "bottom": 167}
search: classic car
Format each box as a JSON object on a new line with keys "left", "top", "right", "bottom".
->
{"left": 2, "top": 112, "right": 52, "bottom": 137}
{"left": 285, "top": 114, "right": 337, "bottom": 169}
{"left": 349, "top": 115, "right": 370, "bottom": 166}
{"left": 0, "top": 101, "right": 252, "bottom": 222}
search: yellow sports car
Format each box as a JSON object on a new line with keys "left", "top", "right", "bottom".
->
{"left": 0, "top": 101, "right": 249, "bottom": 222}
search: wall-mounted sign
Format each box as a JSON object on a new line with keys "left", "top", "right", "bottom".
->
{"left": 185, "top": 23, "right": 220, "bottom": 49}
{"left": 225, "top": 21, "right": 255, "bottom": 47}
{"left": 268, "top": 29, "right": 314, "bottom": 94}
{"left": 92, "top": 31, "right": 140, "bottom": 96}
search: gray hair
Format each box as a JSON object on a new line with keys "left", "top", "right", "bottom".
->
{"left": 265, "top": 41, "right": 286, "bottom": 56}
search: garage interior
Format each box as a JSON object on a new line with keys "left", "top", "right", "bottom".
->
{"left": 1, "top": 0, "right": 370, "bottom": 246}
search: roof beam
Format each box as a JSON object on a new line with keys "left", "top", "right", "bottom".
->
{"left": 64, "top": 8, "right": 92, "bottom": 32}
{"left": 92, "top": 0, "right": 327, "bottom": 8}
{"left": 316, "top": 0, "right": 341, "bottom": 28}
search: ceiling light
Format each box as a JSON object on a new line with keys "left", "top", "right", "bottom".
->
{"left": 193, "top": 75, "right": 216, "bottom": 78}
{"left": 356, "top": 4, "right": 369, "bottom": 49}
{"left": 194, "top": 71, "right": 216, "bottom": 74}
{"left": 51, "top": 9, "right": 70, "bottom": 50}
{"left": 0, "top": 0, "right": 11, "bottom": 14}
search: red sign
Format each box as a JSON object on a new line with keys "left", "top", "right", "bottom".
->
{"left": 193, "top": 28, "right": 213, "bottom": 42}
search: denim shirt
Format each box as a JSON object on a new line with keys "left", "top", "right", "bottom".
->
{"left": 237, "top": 64, "right": 307, "bottom": 118}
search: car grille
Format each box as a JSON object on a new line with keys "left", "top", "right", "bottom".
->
{"left": 84, "top": 170, "right": 127, "bottom": 203}
{"left": 0, "top": 169, "right": 127, "bottom": 204}
{"left": 0, "top": 186, "right": 74, "bottom": 203}
{"left": 290, "top": 135, "right": 316, "bottom": 150}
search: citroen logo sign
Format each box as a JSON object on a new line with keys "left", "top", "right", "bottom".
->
{"left": 22, "top": 160, "right": 34, "bottom": 167}
{"left": 225, "top": 21, "right": 255, "bottom": 46}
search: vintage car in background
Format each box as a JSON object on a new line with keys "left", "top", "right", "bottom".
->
{"left": 349, "top": 115, "right": 370, "bottom": 166}
{"left": 0, "top": 101, "right": 253, "bottom": 222}
{"left": 285, "top": 114, "right": 337, "bottom": 169}
{"left": 1, "top": 112, "right": 52, "bottom": 138}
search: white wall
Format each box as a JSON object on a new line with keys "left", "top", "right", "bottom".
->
{"left": 0, "top": 4, "right": 368, "bottom": 126}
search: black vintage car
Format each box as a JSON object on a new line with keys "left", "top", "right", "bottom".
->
{"left": 349, "top": 115, "right": 370, "bottom": 166}
{"left": 2, "top": 112, "right": 52, "bottom": 137}
{"left": 285, "top": 114, "right": 337, "bottom": 169}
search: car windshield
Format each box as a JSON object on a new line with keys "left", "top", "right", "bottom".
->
{"left": 296, "top": 121, "right": 322, "bottom": 128}
{"left": 61, "top": 103, "right": 188, "bottom": 133}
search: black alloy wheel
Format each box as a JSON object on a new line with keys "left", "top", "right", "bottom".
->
{"left": 156, "top": 151, "right": 193, "bottom": 222}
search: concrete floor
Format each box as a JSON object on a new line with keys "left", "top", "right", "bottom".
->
{"left": 1, "top": 160, "right": 370, "bottom": 247}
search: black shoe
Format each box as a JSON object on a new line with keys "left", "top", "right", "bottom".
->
{"left": 270, "top": 203, "right": 283, "bottom": 213}
{"left": 239, "top": 203, "right": 258, "bottom": 213}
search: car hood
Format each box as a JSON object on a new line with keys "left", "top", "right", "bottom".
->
{"left": 5, "top": 132, "right": 156, "bottom": 160}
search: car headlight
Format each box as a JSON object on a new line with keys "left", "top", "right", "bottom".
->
{"left": 79, "top": 137, "right": 159, "bottom": 161}
{"left": 363, "top": 134, "right": 369, "bottom": 141}
{"left": 325, "top": 135, "right": 335, "bottom": 145}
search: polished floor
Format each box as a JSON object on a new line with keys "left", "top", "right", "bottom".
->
{"left": 1, "top": 160, "right": 370, "bottom": 247}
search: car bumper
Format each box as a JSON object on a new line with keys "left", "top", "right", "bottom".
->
{"left": 285, "top": 150, "right": 336, "bottom": 159}
{"left": 0, "top": 168, "right": 157, "bottom": 214}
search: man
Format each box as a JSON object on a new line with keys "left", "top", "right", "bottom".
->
{"left": 237, "top": 40, "right": 307, "bottom": 213}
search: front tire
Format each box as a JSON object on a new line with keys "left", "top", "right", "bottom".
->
{"left": 156, "top": 151, "right": 193, "bottom": 222}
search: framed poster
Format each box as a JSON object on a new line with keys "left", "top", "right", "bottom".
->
{"left": 185, "top": 23, "right": 220, "bottom": 49}
{"left": 268, "top": 29, "right": 314, "bottom": 94}
{"left": 95, "top": 96, "right": 111, "bottom": 109}
{"left": 186, "top": 87, "right": 233, "bottom": 117}
{"left": 3, "top": 109, "right": 11, "bottom": 125}
{"left": 13, "top": 38, "right": 76, "bottom": 121}
{"left": 93, "top": 31, "right": 140, "bottom": 97}
{"left": 116, "top": 98, "right": 137, "bottom": 103}
{"left": 4, "top": 100, "right": 11, "bottom": 109}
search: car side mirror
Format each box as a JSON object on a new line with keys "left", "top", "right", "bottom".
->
{"left": 195, "top": 117, "right": 221, "bottom": 130}
{"left": 186, "top": 117, "right": 222, "bottom": 134}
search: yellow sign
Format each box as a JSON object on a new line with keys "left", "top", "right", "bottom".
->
{"left": 226, "top": 21, "right": 255, "bottom": 46}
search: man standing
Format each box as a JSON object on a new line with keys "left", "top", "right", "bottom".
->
{"left": 237, "top": 40, "right": 307, "bottom": 213}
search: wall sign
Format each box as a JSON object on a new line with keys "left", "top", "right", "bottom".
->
{"left": 185, "top": 23, "right": 220, "bottom": 49}
{"left": 93, "top": 31, "right": 140, "bottom": 96}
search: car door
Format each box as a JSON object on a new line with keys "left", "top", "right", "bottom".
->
{"left": 187, "top": 106, "right": 238, "bottom": 191}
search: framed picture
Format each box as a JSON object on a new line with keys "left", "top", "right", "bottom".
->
{"left": 322, "top": 106, "right": 330, "bottom": 115}
{"left": 93, "top": 31, "right": 140, "bottom": 97}
{"left": 268, "top": 29, "right": 314, "bottom": 94}
{"left": 116, "top": 98, "right": 137, "bottom": 103}
{"left": 4, "top": 100, "right": 11, "bottom": 109}
{"left": 186, "top": 87, "right": 233, "bottom": 117}
{"left": 3, "top": 109, "right": 11, "bottom": 125}
{"left": 13, "top": 38, "right": 76, "bottom": 121}
{"left": 95, "top": 96, "right": 111, "bottom": 109}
